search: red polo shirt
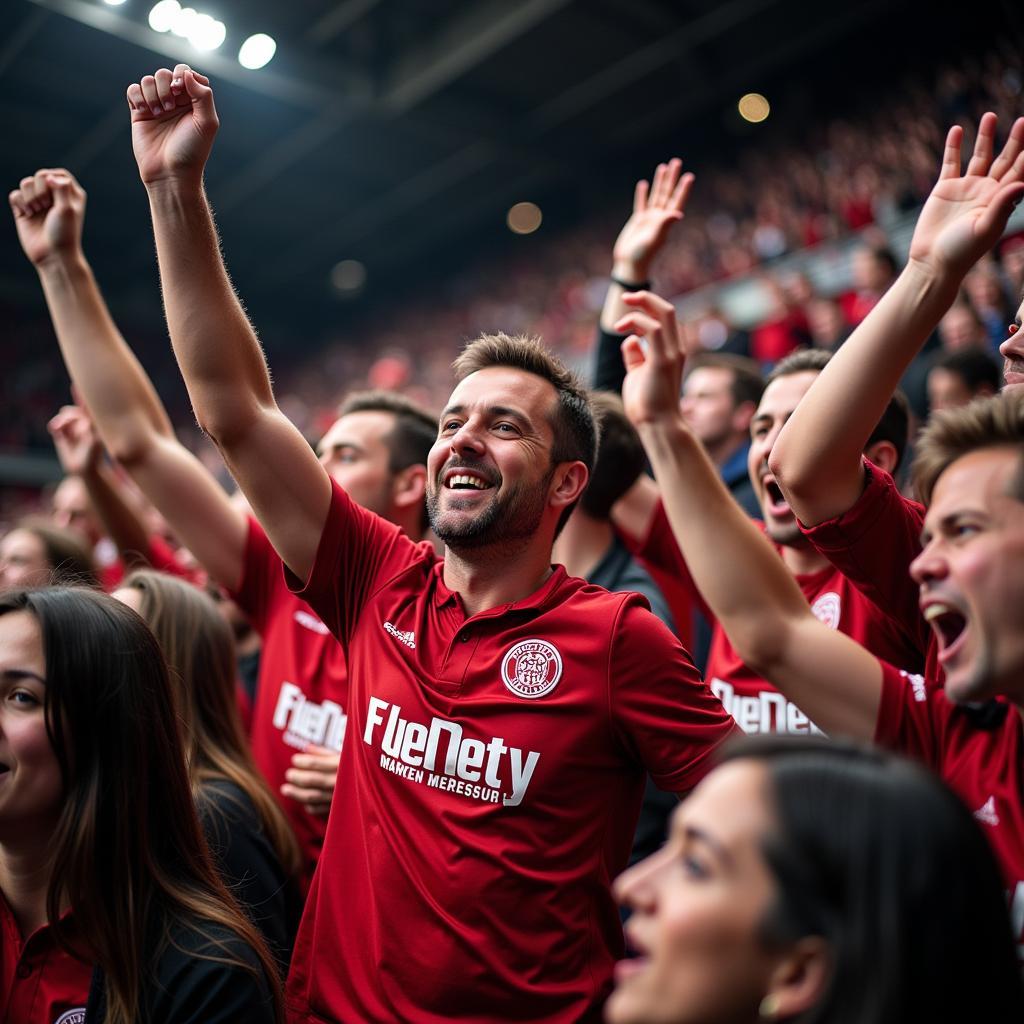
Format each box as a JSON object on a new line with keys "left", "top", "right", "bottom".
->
{"left": 631, "top": 498, "right": 924, "bottom": 734}
{"left": 800, "top": 460, "right": 940, "bottom": 678}
{"left": 876, "top": 662, "right": 1024, "bottom": 956}
{"left": 284, "top": 481, "right": 736, "bottom": 1023}
{"left": 229, "top": 517, "right": 348, "bottom": 889}
{"left": 0, "top": 899, "right": 90, "bottom": 1024}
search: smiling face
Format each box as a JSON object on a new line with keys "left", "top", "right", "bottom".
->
{"left": 912, "top": 447, "right": 1024, "bottom": 704}
{"left": 748, "top": 371, "right": 819, "bottom": 546}
{"left": 0, "top": 611, "right": 62, "bottom": 841}
{"left": 999, "top": 297, "right": 1024, "bottom": 396}
{"left": 607, "top": 760, "right": 781, "bottom": 1024}
{"left": 427, "top": 366, "right": 565, "bottom": 551}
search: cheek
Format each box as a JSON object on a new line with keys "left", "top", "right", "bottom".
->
{"left": 10, "top": 719, "right": 63, "bottom": 806}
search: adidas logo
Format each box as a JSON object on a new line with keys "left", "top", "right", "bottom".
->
{"left": 383, "top": 621, "right": 416, "bottom": 649}
{"left": 974, "top": 796, "right": 1000, "bottom": 827}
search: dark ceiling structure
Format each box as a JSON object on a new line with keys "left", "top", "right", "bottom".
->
{"left": 1, "top": 0, "right": 1018, "bottom": 350}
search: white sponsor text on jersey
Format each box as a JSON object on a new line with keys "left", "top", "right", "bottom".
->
{"left": 711, "top": 678, "right": 824, "bottom": 735}
{"left": 273, "top": 681, "right": 347, "bottom": 751}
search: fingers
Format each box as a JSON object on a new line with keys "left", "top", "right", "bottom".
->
{"left": 992, "top": 117, "right": 1024, "bottom": 182}
{"left": 975, "top": 181, "right": 1024, "bottom": 241}
{"left": 140, "top": 74, "right": 162, "bottom": 117}
{"left": 615, "top": 291, "right": 683, "bottom": 364}
{"left": 668, "top": 171, "right": 695, "bottom": 214}
{"left": 649, "top": 158, "right": 682, "bottom": 208}
{"left": 284, "top": 766, "right": 337, "bottom": 790}
{"left": 965, "top": 112, "right": 997, "bottom": 178}
{"left": 290, "top": 751, "right": 341, "bottom": 772}
{"left": 938, "top": 125, "right": 963, "bottom": 180}
{"left": 127, "top": 65, "right": 208, "bottom": 118}
{"left": 633, "top": 178, "right": 649, "bottom": 214}
{"left": 620, "top": 335, "right": 647, "bottom": 374}
{"left": 280, "top": 782, "right": 332, "bottom": 814}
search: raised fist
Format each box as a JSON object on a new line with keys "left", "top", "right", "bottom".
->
{"left": 9, "top": 169, "right": 86, "bottom": 268}
{"left": 127, "top": 64, "right": 219, "bottom": 186}
{"left": 48, "top": 404, "right": 102, "bottom": 477}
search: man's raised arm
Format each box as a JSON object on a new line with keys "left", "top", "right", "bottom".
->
{"left": 769, "top": 113, "right": 1024, "bottom": 526}
{"left": 9, "top": 167, "right": 247, "bottom": 589}
{"left": 127, "top": 63, "right": 330, "bottom": 582}
{"left": 617, "top": 290, "right": 883, "bottom": 741}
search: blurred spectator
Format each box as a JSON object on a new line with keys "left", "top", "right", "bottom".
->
{"left": 964, "top": 262, "right": 1015, "bottom": 351}
{"left": 926, "top": 348, "right": 1003, "bottom": 413}
{"left": 839, "top": 245, "right": 899, "bottom": 326}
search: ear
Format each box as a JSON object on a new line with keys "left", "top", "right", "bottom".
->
{"left": 390, "top": 464, "right": 427, "bottom": 513}
{"left": 763, "top": 936, "right": 831, "bottom": 1019}
{"left": 731, "top": 399, "right": 757, "bottom": 436}
{"left": 549, "top": 461, "right": 590, "bottom": 512}
{"left": 863, "top": 439, "right": 899, "bottom": 475}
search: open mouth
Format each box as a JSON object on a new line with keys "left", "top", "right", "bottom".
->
{"left": 443, "top": 468, "right": 495, "bottom": 492}
{"left": 761, "top": 475, "right": 791, "bottom": 518}
{"left": 923, "top": 602, "right": 968, "bottom": 662}
{"left": 0, "top": 763, "right": 10, "bottom": 778}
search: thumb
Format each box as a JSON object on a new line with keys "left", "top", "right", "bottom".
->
{"left": 183, "top": 69, "right": 214, "bottom": 108}
{"left": 975, "top": 181, "right": 1024, "bottom": 241}
{"left": 47, "top": 175, "right": 75, "bottom": 215}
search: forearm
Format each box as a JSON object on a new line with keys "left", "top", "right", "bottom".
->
{"left": 771, "top": 263, "right": 958, "bottom": 521}
{"left": 146, "top": 180, "right": 275, "bottom": 443}
{"left": 80, "top": 463, "right": 153, "bottom": 569}
{"left": 639, "top": 416, "right": 810, "bottom": 665}
{"left": 36, "top": 255, "right": 174, "bottom": 461}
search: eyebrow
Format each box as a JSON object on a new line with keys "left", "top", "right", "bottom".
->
{"left": 682, "top": 824, "right": 734, "bottom": 868}
{"left": 0, "top": 668, "right": 45, "bottom": 685}
{"left": 919, "top": 509, "right": 986, "bottom": 546}
{"left": 440, "top": 404, "right": 534, "bottom": 430}
{"left": 317, "top": 440, "right": 365, "bottom": 457}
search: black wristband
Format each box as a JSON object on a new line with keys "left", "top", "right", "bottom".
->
{"left": 610, "top": 275, "right": 650, "bottom": 291}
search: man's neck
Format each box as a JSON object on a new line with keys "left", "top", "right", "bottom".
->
{"left": 552, "top": 512, "right": 613, "bottom": 581}
{"left": 443, "top": 537, "right": 556, "bottom": 617}
{"left": 705, "top": 433, "right": 747, "bottom": 471}
{"left": 0, "top": 829, "right": 58, "bottom": 937}
{"left": 779, "top": 537, "right": 831, "bottom": 576}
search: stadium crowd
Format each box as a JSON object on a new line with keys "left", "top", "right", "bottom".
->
{"left": 2, "top": 39, "right": 1024, "bottom": 1024}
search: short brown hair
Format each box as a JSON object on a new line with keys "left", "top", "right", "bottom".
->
{"left": 452, "top": 333, "right": 598, "bottom": 474}
{"left": 581, "top": 392, "right": 646, "bottom": 520}
{"left": 767, "top": 347, "right": 910, "bottom": 470}
{"left": 337, "top": 389, "right": 437, "bottom": 471}
{"left": 685, "top": 353, "right": 765, "bottom": 409}
{"left": 912, "top": 393, "right": 1024, "bottom": 505}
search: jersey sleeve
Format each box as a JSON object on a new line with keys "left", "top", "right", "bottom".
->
{"left": 146, "top": 534, "right": 204, "bottom": 584}
{"left": 873, "top": 659, "right": 946, "bottom": 769}
{"left": 285, "top": 479, "right": 423, "bottom": 648}
{"left": 608, "top": 596, "right": 737, "bottom": 794}
{"left": 799, "top": 460, "right": 929, "bottom": 657}
{"left": 227, "top": 516, "right": 282, "bottom": 635}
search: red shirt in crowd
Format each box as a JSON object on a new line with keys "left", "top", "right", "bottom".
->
{"left": 0, "top": 900, "right": 90, "bottom": 1024}
{"left": 800, "top": 460, "right": 940, "bottom": 678}
{"left": 632, "top": 498, "right": 924, "bottom": 734}
{"left": 875, "top": 662, "right": 1024, "bottom": 956}
{"left": 284, "top": 481, "right": 736, "bottom": 1024}
{"left": 229, "top": 517, "right": 349, "bottom": 889}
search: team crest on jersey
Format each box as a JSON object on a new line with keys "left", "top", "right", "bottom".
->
{"left": 501, "top": 639, "right": 562, "bottom": 699}
{"left": 54, "top": 1011, "right": 87, "bottom": 1024}
{"left": 810, "top": 591, "right": 841, "bottom": 630}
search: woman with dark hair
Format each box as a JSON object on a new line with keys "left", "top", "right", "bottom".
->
{"left": 0, "top": 517, "right": 98, "bottom": 590}
{"left": 607, "top": 736, "right": 1024, "bottom": 1024}
{"left": 113, "top": 569, "right": 301, "bottom": 965}
{"left": 0, "top": 586, "right": 281, "bottom": 1023}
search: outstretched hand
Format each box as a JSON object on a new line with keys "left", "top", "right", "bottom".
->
{"left": 48, "top": 404, "right": 102, "bottom": 477}
{"left": 616, "top": 291, "right": 690, "bottom": 428}
{"left": 9, "top": 169, "right": 86, "bottom": 268}
{"left": 612, "top": 159, "right": 695, "bottom": 282}
{"left": 127, "top": 64, "right": 219, "bottom": 186}
{"left": 908, "top": 113, "right": 1024, "bottom": 280}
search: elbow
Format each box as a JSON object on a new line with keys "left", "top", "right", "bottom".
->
{"left": 105, "top": 431, "right": 156, "bottom": 470}
{"left": 194, "top": 396, "right": 270, "bottom": 453}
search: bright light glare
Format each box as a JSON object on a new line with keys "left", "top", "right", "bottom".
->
{"left": 148, "top": 0, "right": 180, "bottom": 32}
{"left": 331, "top": 260, "right": 367, "bottom": 293}
{"left": 103, "top": 0, "right": 129, "bottom": 6}
{"left": 170, "top": 5, "right": 198, "bottom": 37}
{"left": 507, "top": 202, "right": 542, "bottom": 235}
{"left": 238, "top": 33, "right": 276, "bottom": 69}
{"left": 738, "top": 93, "right": 770, "bottom": 123}
{"left": 189, "top": 13, "right": 226, "bottom": 50}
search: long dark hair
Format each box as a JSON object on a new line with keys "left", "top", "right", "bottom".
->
{"left": 120, "top": 570, "right": 301, "bottom": 879}
{"left": 723, "top": 736, "right": 1024, "bottom": 1024}
{"left": 0, "top": 587, "right": 283, "bottom": 1024}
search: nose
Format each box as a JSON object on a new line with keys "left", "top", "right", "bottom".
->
{"left": 613, "top": 843, "right": 670, "bottom": 912}
{"left": 449, "top": 419, "right": 485, "bottom": 457}
{"left": 999, "top": 326, "right": 1021, "bottom": 361}
{"left": 910, "top": 538, "right": 948, "bottom": 587}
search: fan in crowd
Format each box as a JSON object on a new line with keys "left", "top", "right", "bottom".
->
{"left": 2, "top": 46, "right": 1024, "bottom": 1024}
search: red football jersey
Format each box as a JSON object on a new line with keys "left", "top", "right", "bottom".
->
{"left": 875, "top": 662, "right": 1024, "bottom": 956}
{"left": 230, "top": 517, "right": 349, "bottom": 887}
{"left": 800, "top": 460, "right": 941, "bottom": 679}
{"left": 283, "top": 481, "right": 736, "bottom": 1024}
{"left": 0, "top": 900, "right": 90, "bottom": 1024}
{"left": 634, "top": 498, "right": 924, "bottom": 734}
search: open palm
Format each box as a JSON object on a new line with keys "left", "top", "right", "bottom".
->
{"left": 909, "top": 114, "right": 1024, "bottom": 279}
{"left": 613, "top": 159, "right": 694, "bottom": 276}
